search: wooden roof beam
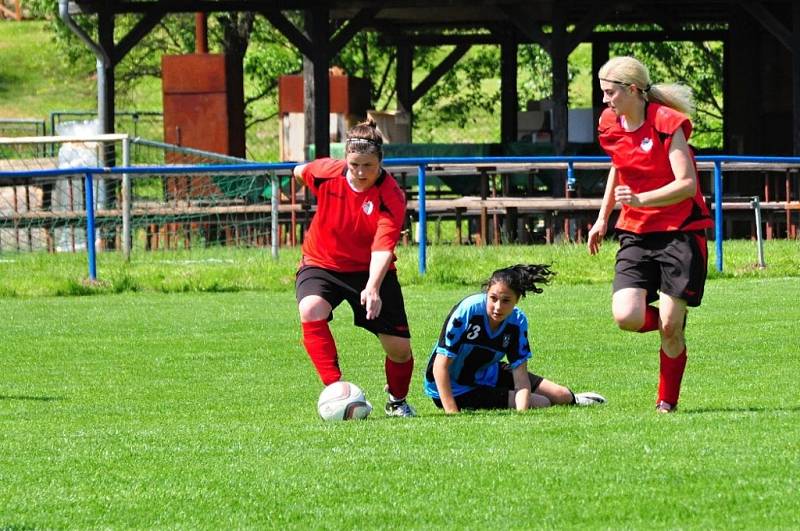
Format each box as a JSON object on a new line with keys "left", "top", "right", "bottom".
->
{"left": 499, "top": 4, "right": 550, "bottom": 50}
{"left": 260, "top": 10, "right": 313, "bottom": 57}
{"left": 115, "top": 6, "right": 168, "bottom": 63}
{"left": 566, "top": 4, "right": 615, "bottom": 53}
{"left": 410, "top": 43, "right": 470, "bottom": 105}
{"left": 329, "top": 8, "right": 379, "bottom": 54}
{"left": 739, "top": 0, "right": 792, "bottom": 52}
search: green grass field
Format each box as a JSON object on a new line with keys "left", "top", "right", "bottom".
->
{"left": 1, "top": 253, "right": 799, "bottom": 527}
{"left": 3, "top": 17, "right": 798, "bottom": 528}
{"left": 0, "top": 239, "right": 798, "bottom": 297}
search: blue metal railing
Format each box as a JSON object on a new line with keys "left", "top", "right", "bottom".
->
{"left": 2, "top": 155, "right": 799, "bottom": 280}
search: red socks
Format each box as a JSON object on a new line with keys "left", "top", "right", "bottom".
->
{"left": 658, "top": 347, "right": 687, "bottom": 406}
{"left": 638, "top": 305, "right": 660, "bottom": 333}
{"left": 301, "top": 319, "right": 341, "bottom": 385}
{"left": 302, "top": 319, "right": 414, "bottom": 396}
{"left": 385, "top": 356, "right": 414, "bottom": 400}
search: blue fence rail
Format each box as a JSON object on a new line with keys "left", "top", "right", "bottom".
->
{"left": 2, "top": 155, "right": 800, "bottom": 279}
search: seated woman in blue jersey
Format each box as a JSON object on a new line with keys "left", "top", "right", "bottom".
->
{"left": 423, "top": 264, "right": 606, "bottom": 413}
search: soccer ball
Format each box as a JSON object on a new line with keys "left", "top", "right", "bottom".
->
{"left": 317, "top": 381, "right": 373, "bottom": 421}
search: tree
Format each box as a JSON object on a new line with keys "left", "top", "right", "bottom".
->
{"left": 609, "top": 26, "right": 725, "bottom": 150}
{"left": 23, "top": 3, "right": 724, "bottom": 153}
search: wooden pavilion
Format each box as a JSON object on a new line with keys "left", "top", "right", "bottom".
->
{"left": 60, "top": 0, "right": 800, "bottom": 163}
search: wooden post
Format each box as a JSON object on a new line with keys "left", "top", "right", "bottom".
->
{"left": 396, "top": 44, "right": 413, "bottom": 132}
{"left": 500, "top": 34, "right": 518, "bottom": 145}
{"left": 195, "top": 12, "right": 208, "bottom": 54}
{"left": 550, "top": 4, "right": 569, "bottom": 161}
{"left": 479, "top": 170, "right": 489, "bottom": 246}
{"left": 592, "top": 38, "right": 609, "bottom": 139}
{"left": 794, "top": 3, "right": 800, "bottom": 155}
{"left": 304, "top": 8, "right": 330, "bottom": 159}
{"left": 455, "top": 207, "right": 465, "bottom": 245}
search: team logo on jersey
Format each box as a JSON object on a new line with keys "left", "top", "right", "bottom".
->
{"left": 502, "top": 334, "right": 511, "bottom": 348}
{"left": 362, "top": 200, "right": 374, "bottom": 215}
{"left": 640, "top": 137, "right": 653, "bottom": 152}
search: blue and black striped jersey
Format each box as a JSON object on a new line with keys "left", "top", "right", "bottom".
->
{"left": 423, "top": 293, "right": 532, "bottom": 399}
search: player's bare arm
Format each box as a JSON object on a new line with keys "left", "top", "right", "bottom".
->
{"left": 432, "top": 354, "right": 459, "bottom": 413}
{"left": 292, "top": 163, "right": 308, "bottom": 186}
{"left": 511, "top": 362, "right": 532, "bottom": 411}
{"left": 588, "top": 166, "right": 618, "bottom": 255}
{"left": 361, "top": 250, "right": 393, "bottom": 319}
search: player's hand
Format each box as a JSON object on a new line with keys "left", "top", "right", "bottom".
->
{"left": 587, "top": 219, "right": 607, "bottom": 255}
{"left": 614, "top": 185, "right": 641, "bottom": 206}
{"left": 360, "top": 288, "right": 382, "bottom": 320}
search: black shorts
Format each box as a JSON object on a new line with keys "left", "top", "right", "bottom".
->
{"left": 295, "top": 266, "right": 410, "bottom": 338}
{"left": 613, "top": 230, "right": 708, "bottom": 307}
{"left": 432, "top": 365, "right": 544, "bottom": 410}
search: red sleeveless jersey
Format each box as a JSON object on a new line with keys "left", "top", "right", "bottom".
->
{"left": 598, "top": 103, "right": 712, "bottom": 233}
{"left": 299, "top": 158, "right": 406, "bottom": 272}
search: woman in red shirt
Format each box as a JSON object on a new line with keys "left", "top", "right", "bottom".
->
{"left": 587, "top": 56, "right": 712, "bottom": 413}
{"left": 293, "top": 120, "right": 415, "bottom": 417}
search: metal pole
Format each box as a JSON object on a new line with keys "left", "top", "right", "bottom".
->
{"left": 122, "top": 137, "right": 131, "bottom": 261}
{"left": 714, "top": 161, "right": 724, "bottom": 272}
{"left": 417, "top": 164, "right": 427, "bottom": 274}
{"left": 85, "top": 172, "right": 97, "bottom": 281}
{"left": 751, "top": 196, "right": 766, "bottom": 268}
{"left": 271, "top": 172, "right": 279, "bottom": 259}
{"left": 566, "top": 161, "right": 576, "bottom": 194}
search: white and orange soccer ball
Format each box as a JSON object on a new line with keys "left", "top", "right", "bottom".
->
{"left": 317, "top": 381, "right": 373, "bottom": 421}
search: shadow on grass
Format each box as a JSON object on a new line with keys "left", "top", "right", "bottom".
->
{"left": 682, "top": 404, "right": 800, "bottom": 414}
{"left": 0, "top": 395, "right": 63, "bottom": 402}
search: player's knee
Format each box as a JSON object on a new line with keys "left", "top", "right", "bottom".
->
{"left": 387, "top": 346, "right": 413, "bottom": 363}
{"left": 613, "top": 310, "right": 642, "bottom": 331}
{"left": 298, "top": 299, "right": 330, "bottom": 322}
{"left": 660, "top": 319, "right": 684, "bottom": 341}
{"left": 552, "top": 387, "right": 573, "bottom": 405}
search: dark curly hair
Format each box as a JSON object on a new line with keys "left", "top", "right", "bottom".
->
{"left": 482, "top": 264, "right": 555, "bottom": 298}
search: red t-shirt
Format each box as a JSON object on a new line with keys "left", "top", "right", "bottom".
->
{"left": 598, "top": 103, "right": 712, "bottom": 233}
{"left": 299, "top": 158, "right": 406, "bottom": 272}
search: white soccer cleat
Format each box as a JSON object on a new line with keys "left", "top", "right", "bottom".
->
{"left": 574, "top": 392, "right": 607, "bottom": 406}
{"left": 385, "top": 398, "right": 417, "bottom": 417}
{"left": 384, "top": 385, "right": 417, "bottom": 417}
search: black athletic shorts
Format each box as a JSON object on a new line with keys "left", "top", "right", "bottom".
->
{"left": 613, "top": 230, "right": 708, "bottom": 307}
{"left": 295, "top": 266, "right": 410, "bottom": 338}
{"left": 432, "top": 364, "right": 544, "bottom": 410}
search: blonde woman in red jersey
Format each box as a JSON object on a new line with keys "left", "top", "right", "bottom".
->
{"left": 293, "top": 120, "right": 416, "bottom": 417}
{"left": 587, "top": 56, "right": 713, "bottom": 413}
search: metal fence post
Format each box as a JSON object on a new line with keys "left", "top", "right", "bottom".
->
{"left": 271, "top": 172, "right": 279, "bottom": 259}
{"left": 122, "top": 136, "right": 131, "bottom": 261}
{"left": 85, "top": 172, "right": 97, "bottom": 280}
{"left": 751, "top": 196, "right": 766, "bottom": 268}
{"left": 417, "top": 164, "right": 427, "bottom": 274}
{"left": 714, "top": 161, "right": 724, "bottom": 272}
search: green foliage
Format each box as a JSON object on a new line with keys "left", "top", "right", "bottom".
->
{"left": 4, "top": 13, "right": 725, "bottom": 153}
{"left": 0, "top": 20, "right": 96, "bottom": 120}
{"left": 0, "top": 279, "right": 798, "bottom": 527}
{"left": 608, "top": 24, "right": 725, "bottom": 149}
{"left": 518, "top": 43, "right": 553, "bottom": 103}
